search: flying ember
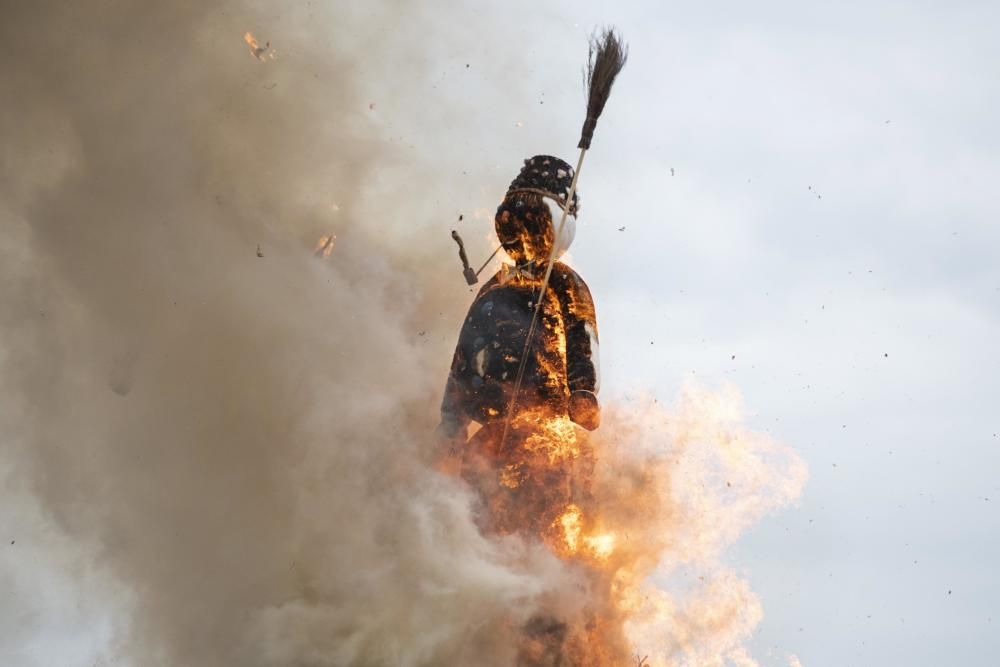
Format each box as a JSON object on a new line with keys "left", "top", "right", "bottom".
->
{"left": 244, "top": 31, "right": 273, "bottom": 61}
{"left": 313, "top": 234, "right": 336, "bottom": 258}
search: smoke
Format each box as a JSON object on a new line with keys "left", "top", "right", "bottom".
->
{"left": 0, "top": 2, "right": 807, "bottom": 666}
{"left": 0, "top": 1, "right": 581, "bottom": 665}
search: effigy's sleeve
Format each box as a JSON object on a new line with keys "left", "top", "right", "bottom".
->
{"left": 440, "top": 349, "right": 469, "bottom": 437}
{"left": 439, "top": 276, "right": 498, "bottom": 434}
{"left": 554, "top": 265, "right": 600, "bottom": 395}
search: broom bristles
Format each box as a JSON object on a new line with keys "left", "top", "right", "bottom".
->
{"left": 578, "top": 28, "right": 628, "bottom": 149}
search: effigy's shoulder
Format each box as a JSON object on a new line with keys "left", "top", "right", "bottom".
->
{"left": 552, "top": 262, "right": 591, "bottom": 292}
{"left": 473, "top": 272, "right": 502, "bottom": 297}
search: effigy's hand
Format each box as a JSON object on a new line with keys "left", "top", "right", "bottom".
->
{"left": 568, "top": 390, "right": 601, "bottom": 431}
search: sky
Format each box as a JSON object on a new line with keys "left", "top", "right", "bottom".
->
{"left": 570, "top": 2, "right": 1000, "bottom": 664}
{"left": 2, "top": 1, "right": 999, "bottom": 665}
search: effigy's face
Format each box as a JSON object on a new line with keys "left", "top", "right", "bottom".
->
{"left": 495, "top": 195, "right": 555, "bottom": 264}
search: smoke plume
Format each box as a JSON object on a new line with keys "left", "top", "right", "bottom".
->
{"left": 1, "top": 1, "right": 570, "bottom": 664}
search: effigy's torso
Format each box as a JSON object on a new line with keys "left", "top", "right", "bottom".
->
{"left": 441, "top": 261, "right": 598, "bottom": 429}
{"left": 452, "top": 272, "right": 568, "bottom": 423}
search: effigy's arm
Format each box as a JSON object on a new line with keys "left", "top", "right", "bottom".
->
{"left": 554, "top": 265, "right": 601, "bottom": 430}
{"left": 438, "top": 276, "right": 500, "bottom": 440}
{"left": 439, "top": 350, "right": 471, "bottom": 440}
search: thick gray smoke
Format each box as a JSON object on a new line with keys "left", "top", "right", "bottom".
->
{"left": 0, "top": 2, "right": 581, "bottom": 665}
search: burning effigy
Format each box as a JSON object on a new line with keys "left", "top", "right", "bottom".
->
{"left": 439, "top": 154, "right": 615, "bottom": 664}
{"left": 438, "top": 30, "right": 634, "bottom": 665}
{"left": 435, "top": 30, "right": 809, "bottom": 667}
{"left": 439, "top": 30, "right": 626, "bottom": 550}
{"left": 439, "top": 153, "right": 601, "bottom": 539}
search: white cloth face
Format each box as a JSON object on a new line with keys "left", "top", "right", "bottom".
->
{"left": 544, "top": 197, "right": 576, "bottom": 260}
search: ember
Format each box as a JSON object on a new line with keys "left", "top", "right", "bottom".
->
{"left": 313, "top": 234, "right": 335, "bottom": 258}
{"left": 244, "top": 32, "right": 273, "bottom": 61}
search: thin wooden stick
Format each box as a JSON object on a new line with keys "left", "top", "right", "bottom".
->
{"left": 475, "top": 245, "right": 502, "bottom": 277}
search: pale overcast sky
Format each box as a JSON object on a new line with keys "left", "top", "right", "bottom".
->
{"left": 576, "top": 2, "right": 1000, "bottom": 664}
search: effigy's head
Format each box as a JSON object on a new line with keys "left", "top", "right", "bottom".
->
{"left": 496, "top": 155, "right": 579, "bottom": 264}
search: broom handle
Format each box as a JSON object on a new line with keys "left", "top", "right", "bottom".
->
{"left": 497, "top": 147, "right": 587, "bottom": 455}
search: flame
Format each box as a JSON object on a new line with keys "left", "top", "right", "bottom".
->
{"left": 313, "top": 234, "right": 335, "bottom": 258}
{"left": 556, "top": 504, "right": 582, "bottom": 551}
{"left": 523, "top": 414, "right": 579, "bottom": 464}
{"left": 442, "top": 385, "right": 807, "bottom": 665}
{"left": 552, "top": 504, "right": 617, "bottom": 561}
{"left": 584, "top": 531, "right": 616, "bottom": 560}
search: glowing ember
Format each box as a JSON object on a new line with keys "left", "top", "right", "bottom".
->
{"left": 441, "top": 387, "right": 807, "bottom": 665}
{"left": 244, "top": 32, "right": 273, "bottom": 61}
{"left": 313, "top": 234, "right": 336, "bottom": 258}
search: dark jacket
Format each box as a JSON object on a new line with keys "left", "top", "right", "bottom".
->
{"left": 441, "top": 261, "right": 599, "bottom": 432}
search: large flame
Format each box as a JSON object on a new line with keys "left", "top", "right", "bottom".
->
{"left": 444, "top": 385, "right": 807, "bottom": 666}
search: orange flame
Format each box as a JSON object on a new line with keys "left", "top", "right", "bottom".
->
{"left": 442, "top": 385, "right": 807, "bottom": 665}
{"left": 244, "top": 32, "right": 273, "bottom": 61}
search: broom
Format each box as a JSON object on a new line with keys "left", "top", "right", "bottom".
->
{"left": 498, "top": 28, "right": 628, "bottom": 454}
